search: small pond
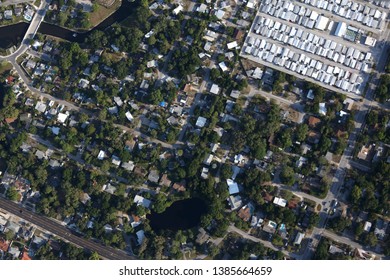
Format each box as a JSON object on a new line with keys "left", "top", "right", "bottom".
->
{"left": 148, "top": 198, "right": 208, "bottom": 231}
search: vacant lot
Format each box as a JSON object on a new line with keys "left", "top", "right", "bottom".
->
{"left": 0, "top": 61, "right": 12, "bottom": 74}
{"left": 89, "top": 0, "right": 121, "bottom": 28}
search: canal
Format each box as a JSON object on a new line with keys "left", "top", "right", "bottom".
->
{"left": 0, "top": 0, "right": 135, "bottom": 49}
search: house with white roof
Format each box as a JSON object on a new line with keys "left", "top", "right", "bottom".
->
{"left": 228, "top": 195, "right": 243, "bottom": 210}
{"left": 4, "top": 10, "right": 13, "bottom": 20}
{"left": 294, "top": 232, "right": 305, "bottom": 245}
{"left": 201, "top": 167, "right": 209, "bottom": 179}
{"left": 125, "top": 111, "right": 134, "bottom": 121}
{"left": 319, "top": 103, "right": 327, "bottom": 115}
{"left": 227, "top": 41, "right": 238, "bottom": 50}
{"left": 210, "top": 84, "right": 220, "bottom": 94}
{"left": 363, "top": 221, "right": 372, "bottom": 232}
{"left": 219, "top": 62, "right": 228, "bottom": 72}
{"left": 114, "top": 96, "right": 123, "bottom": 107}
{"left": 196, "top": 116, "right": 207, "bottom": 128}
{"left": 133, "top": 195, "right": 152, "bottom": 208}
{"left": 227, "top": 179, "right": 239, "bottom": 195}
{"left": 102, "top": 183, "right": 117, "bottom": 194}
{"left": 273, "top": 197, "right": 287, "bottom": 207}
{"left": 57, "top": 112, "right": 68, "bottom": 124}
{"left": 111, "top": 155, "right": 121, "bottom": 166}
{"left": 121, "top": 161, "right": 135, "bottom": 171}
{"left": 35, "top": 101, "right": 47, "bottom": 113}
{"left": 214, "top": 9, "right": 225, "bottom": 20}
{"left": 97, "top": 150, "right": 105, "bottom": 160}
{"left": 197, "top": 4, "right": 207, "bottom": 13}
{"left": 173, "top": 4, "right": 183, "bottom": 15}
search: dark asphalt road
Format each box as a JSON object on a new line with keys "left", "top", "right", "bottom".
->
{"left": 0, "top": 197, "right": 135, "bottom": 260}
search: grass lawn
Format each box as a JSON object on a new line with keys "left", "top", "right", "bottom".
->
{"left": 89, "top": 0, "right": 122, "bottom": 28}
{"left": 0, "top": 61, "right": 12, "bottom": 74}
{"left": 34, "top": 143, "right": 49, "bottom": 152}
{"left": 0, "top": 16, "right": 25, "bottom": 27}
{"left": 102, "top": 52, "right": 123, "bottom": 63}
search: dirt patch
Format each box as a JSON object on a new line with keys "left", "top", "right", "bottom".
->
{"left": 240, "top": 58, "right": 264, "bottom": 73}
{"left": 97, "top": 0, "right": 116, "bottom": 7}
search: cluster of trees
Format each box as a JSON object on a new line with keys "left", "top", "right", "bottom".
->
{"left": 167, "top": 47, "right": 201, "bottom": 78}
{"left": 87, "top": 24, "right": 143, "bottom": 54}
{"left": 227, "top": 101, "right": 281, "bottom": 157}
{"left": 58, "top": 42, "right": 89, "bottom": 78}
{"left": 0, "top": 118, "right": 137, "bottom": 249}
{"left": 109, "top": 25, "right": 144, "bottom": 54}
{"left": 375, "top": 74, "right": 390, "bottom": 103}
{"left": 314, "top": 239, "right": 330, "bottom": 259}
{"left": 328, "top": 216, "right": 352, "bottom": 233}
{"left": 280, "top": 165, "right": 295, "bottom": 185}
{"left": 272, "top": 71, "right": 286, "bottom": 93}
{"left": 275, "top": 123, "right": 309, "bottom": 150}
{"left": 152, "top": 193, "right": 170, "bottom": 213}
{"left": 6, "top": 186, "right": 20, "bottom": 201}
{"left": 238, "top": 168, "right": 272, "bottom": 205}
{"left": 353, "top": 222, "right": 379, "bottom": 247}
{"left": 303, "top": 82, "right": 326, "bottom": 103}
{"left": 184, "top": 18, "right": 208, "bottom": 46}
{"left": 147, "top": 82, "right": 177, "bottom": 105}
{"left": 147, "top": 16, "right": 181, "bottom": 54}
{"left": 209, "top": 68, "right": 248, "bottom": 91}
{"left": 364, "top": 110, "right": 390, "bottom": 143}
{"left": 137, "top": 229, "right": 196, "bottom": 260}
{"left": 0, "top": 80, "right": 18, "bottom": 119}
{"left": 46, "top": 0, "right": 90, "bottom": 29}
{"left": 219, "top": 237, "right": 269, "bottom": 260}
{"left": 150, "top": 113, "right": 180, "bottom": 143}
{"left": 348, "top": 162, "right": 390, "bottom": 215}
{"left": 35, "top": 240, "right": 98, "bottom": 260}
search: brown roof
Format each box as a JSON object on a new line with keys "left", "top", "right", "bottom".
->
{"left": 14, "top": 178, "right": 30, "bottom": 191}
{"left": 357, "top": 145, "right": 373, "bottom": 161}
{"left": 134, "top": 166, "right": 147, "bottom": 177}
{"left": 288, "top": 199, "right": 298, "bottom": 209}
{"left": 21, "top": 250, "right": 31, "bottom": 260}
{"left": 6, "top": 76, "right": 14, "bottom": 84}
{"left": 234, "top": 29, "right": 244, "bottom": 40}
{"left": 183, "top": 84, "right": 193, "bottom": 93}
{"left": 159, "top": 174, "right": 172, "bottom": 187}
{"left": 308, "top": 131, "right": 320, "bottom": 137}
{"left": 172, "top": 181, "right": 186, "bottom": 192}
{"left": 335, "top": 129, "right": 348, "bottom": 139}
{"left": 307, "top": 130, "right": 321, "bottom": 144}
{"left": 238, "top": 207, "right": 251, "bottom": 221}
{"left": 125, "top": 139, "right": 136, "bottom": 150}
{"left": 308, "top": 116, "right": 321, "bottom": 128}
{"left": 5, "top": 117, "right": 17, "bottom": 124}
